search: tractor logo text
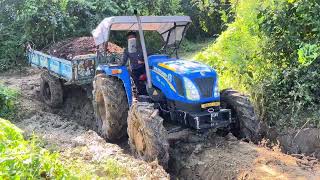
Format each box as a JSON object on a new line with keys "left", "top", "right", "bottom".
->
{"left": 154, "top": 67, "right": 172, "bottom": 82}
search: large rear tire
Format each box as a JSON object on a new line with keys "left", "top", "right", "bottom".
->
{"left": 127, "top": 102, "right": 169, "bottom": 168}
{"left": 40, "top": 71, "right": 63, "bottom": 107}
{"left": 220, "top": 89, "right": 262, "bottom": 142}
{"left": 92, "top": 74, "right": 128, "bottom": 141}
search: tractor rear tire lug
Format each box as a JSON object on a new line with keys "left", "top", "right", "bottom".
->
{"left": 128, "top": 102, "right": 169, "bottom": 169}
{"left": 92, "top": 74, "right": 128, "bottom": 141}
{"left": 220, "top": 89, "right": 262, "bottom": 143}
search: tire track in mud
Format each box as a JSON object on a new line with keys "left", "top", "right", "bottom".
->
{"left": 1, "top": 68, "right": 168, "bottom": 179}
{"left": 1, "top": 68, "right": 320, "bottom": 179}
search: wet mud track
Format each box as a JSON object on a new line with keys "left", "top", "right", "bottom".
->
{"left": 1, "top": 68, "right": 168, "bottom": 179}
{"left": 1, "top": 68, "right": 320, "bottom": 179}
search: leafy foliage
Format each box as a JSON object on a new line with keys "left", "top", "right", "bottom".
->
{"left": 0, "top": 118, "right": 72, "bottom": 179}
{"left": 259, "top": 0, "right": 320, "bottom": 128}
{"left": 0, "top": 84, "right": 19, "bottom": 119}
{"left": 180, "top": 0, "right": 232, "bottom": 40}
{"left": 0, "top": 118, "right": 131, "bottom": 179}
{"left": 196, "top": 0, "right": 320, "bottom": 129}
{"left": 196, "top": 0, "right": 266, "bottom": 92}
{"left": 0, "top": 0, "right": 230, "bottom": 72}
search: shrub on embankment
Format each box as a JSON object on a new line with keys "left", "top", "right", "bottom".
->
{"left": 196, "top": 0, "right": 320, "bottom": 130}
{"left": 0, "top": 84, "right": 19, "bottom": 119}
{"left": 0, "top": 118, "right": 73, "bottom": 179}
{"left": 0, "top": 118, "right": 131, "bottom": 179}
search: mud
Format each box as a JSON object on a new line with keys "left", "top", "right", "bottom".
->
{"left": 46, "top": 37, "right": 123, "bottom": 60}
{"left": 275, "top": 128, "right": 320, "bottom": 159}
{"left": 0, "top": 68, "right": 168, "bottom": 178}
{"left": 1, "top": 68, "right": 320, "bottom": 179}
{"left": 169, "top": 132, "right": 320, "bottom": 179}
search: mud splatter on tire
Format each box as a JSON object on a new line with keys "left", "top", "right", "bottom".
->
{"left": 40, "top": 71, "right": 63, "bottom": 108}
{"left": 221, "top": 89, "right": 262, "bottom": 142}
{"left": 92, "top": 74, "right": 128, "bottom": 141}
{"left": 127, "top": 102, "right": 169, "bottom": 168}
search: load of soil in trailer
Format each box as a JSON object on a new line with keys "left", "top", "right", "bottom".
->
{"left": 46, "top": 37, "right": 123, "bottom": 60}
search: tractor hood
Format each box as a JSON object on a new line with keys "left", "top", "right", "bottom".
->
{"left": 155, "top": 59, "right": 215, "bottom": 76}
{"left": 149, "top": 56, "right": 219, "bottom": 103}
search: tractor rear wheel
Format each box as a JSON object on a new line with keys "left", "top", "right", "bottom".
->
{"left": 92, "top": 74, "right": 128, "bottom": 141}
{"left": 220, "top": 89, "right": 262, "bottom": 143}
{"left": 40, "top": 71, "right": 63, "bottom": 108}
{"left": 127, "top": 102, "right": 169, "bottom": 168}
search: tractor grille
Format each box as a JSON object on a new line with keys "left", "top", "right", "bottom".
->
{"left": 174, "top": 76, "right": 184, "bottom": 96}
{"left": 194, "top": 77, "right": 214, "bottom": 98}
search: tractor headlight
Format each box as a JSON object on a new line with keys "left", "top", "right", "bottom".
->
{"left": 183, "top": 77, "right": 200, "bottom": 101}
{"left": 214, "top": 78, "right": 220, "bottom": 98}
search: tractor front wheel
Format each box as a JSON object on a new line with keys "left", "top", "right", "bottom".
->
{"left": 92, "top": 74, "right": 128, "bottom": 141}
{"left": 127, "top": 102, "right": 169, "bottom": 168}
{"left": 40, "top": 71, "right": 63, "bottom": 108}
{"left": 220, "top": 89, "right": 262, "bottom": 143}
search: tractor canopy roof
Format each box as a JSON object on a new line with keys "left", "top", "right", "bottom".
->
{"left": 92, "top": 16, "right": 191, "bottom": 46}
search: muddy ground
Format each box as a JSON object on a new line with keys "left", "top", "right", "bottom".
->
{"left": 1, "top": 68, "right": 320, "bottom": 179}
{"left": 1, "top": 68, "right": 168, "bottom": 179}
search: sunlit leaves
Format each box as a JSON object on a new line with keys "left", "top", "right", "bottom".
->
{"left": 195, "top": 0, "right": 320, "bottom": 129}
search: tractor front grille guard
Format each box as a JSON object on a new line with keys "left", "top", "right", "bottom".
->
{"left": 194, "top": 77, "right": 214, "bottom": 98}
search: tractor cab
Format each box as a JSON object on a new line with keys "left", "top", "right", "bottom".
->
{"left": 92, "top": 16, "right": 190, "bottom": 59}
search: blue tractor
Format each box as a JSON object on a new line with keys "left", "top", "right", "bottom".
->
{"left": 91, "top": 15, "right": 260, "bottom": 168}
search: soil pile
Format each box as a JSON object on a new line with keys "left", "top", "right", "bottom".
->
{"left": 46, "top": 37, "right": 123, "bottom": 60}
{"left": 272, "top": 128, "right": 320, "bottom": 159}
{"left": 169, "top": 132, "right": 320, "bottom": 180}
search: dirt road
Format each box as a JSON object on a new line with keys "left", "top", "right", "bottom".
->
{"left": 1, "top": 68, "right": 319, "bottom": 179}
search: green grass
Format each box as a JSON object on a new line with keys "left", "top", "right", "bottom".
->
{"left": 62, "top": 146, "right": 131, "bottom": 179}
{"left": 179, "top": 38, "right": 215, "bottom": 59}
{"left": 0, "top": 118, "right": 73, "bottom": 179}
{"left": 0, "top": 118, "right": 131, "bottom": 179}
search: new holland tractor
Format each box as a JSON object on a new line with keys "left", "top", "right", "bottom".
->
{"left": 90, "top": 15, "right": 260, "bottom": 167}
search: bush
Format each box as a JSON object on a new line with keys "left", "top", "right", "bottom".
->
{"left": 0, "top": 118, "right": 131, "bottom": 179}
{"left": 195, "top": 0, "right": 320, "bottom": 129}
{"left": 195, "top": 0, "right": 268, "bottom": 92}
{"left": 0, "top": 0, "right": 233, "bottom": 72}
{"left": 0, "top": 118, "right": 72, "bottom": 179}
{"left": 0, "top": 84, "right": 19, "bottom": 119}
{"left": 259, "top": 0, "right": 320, "bottom": 128}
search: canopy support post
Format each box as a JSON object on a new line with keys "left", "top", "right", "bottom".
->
{"left": 135, "top": 11, "right": 152, "bottom": 89}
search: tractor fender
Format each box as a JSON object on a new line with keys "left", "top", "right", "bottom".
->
{"left": 96, "top": 65, "right": 133, "bottom": 106}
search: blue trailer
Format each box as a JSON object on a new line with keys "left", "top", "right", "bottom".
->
{"left": 27, "top": 49, "right": 97, "bottom": 85}
{"left": 26, "top": 48, "right": 99, "bottom": 107}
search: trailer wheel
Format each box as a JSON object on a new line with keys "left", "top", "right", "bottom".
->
{"left": 92, "top": 74, "right": 128, "bottom": 141}
{"left": 128, "top": 102, "right": 169, "bottom": 168}
{"left": 220, "top": 89, "right": 262, "bottom": 143}
{"left": 40, "top": 71, "right": 63, "bottom": 107}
